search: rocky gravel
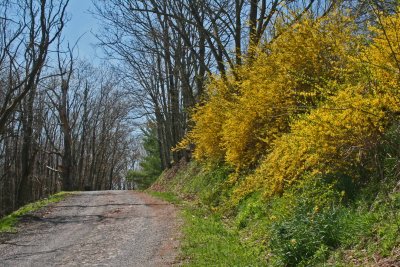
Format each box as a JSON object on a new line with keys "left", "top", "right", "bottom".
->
{"left": 0, "top": 191, "right": 180, "bottom": 267}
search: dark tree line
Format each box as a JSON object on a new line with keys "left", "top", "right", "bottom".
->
{"left": 0, "top": 0, "right": 140, "bottom": 217}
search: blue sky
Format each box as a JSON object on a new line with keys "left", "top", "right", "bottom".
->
{"left": 63, "top": 0, "right": 102, "bottom": 63}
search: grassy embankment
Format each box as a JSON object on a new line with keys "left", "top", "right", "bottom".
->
{"left": 0, "top": 192, "right": 70, "bottom": 233}
{"left": 146, "top": 9, "right": 400, "bottom": 267}
{"left": 149, "top": 160, "right": 400, "bottom": 266}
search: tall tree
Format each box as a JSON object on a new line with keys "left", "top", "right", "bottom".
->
{"left": 93, "top": 0, "right": 336, "bottom": 172}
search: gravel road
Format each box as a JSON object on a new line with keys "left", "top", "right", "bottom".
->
{"left": 0, "top": 191, "right": 180, "bottom": 267}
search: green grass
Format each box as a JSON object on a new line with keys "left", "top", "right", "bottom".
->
{"left": 151, "top": 160, "right": 400, "bottom": 266}
{"left": 148, "top": 186, "right": 265, "bottom": 266}
{"left": 181, "top": 206, "right": 265, "bottom": 267}
{"left": 150, "top": 162, "right": 266, "bottom": 266}
{"left": 147, "top": 191, "right": 181, "bottom": 204}
{"left": 0, "top": 192, "right": 70, "bottom": 233}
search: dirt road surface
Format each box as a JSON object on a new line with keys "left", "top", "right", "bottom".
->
{"left": 0, "top": 191, "right": 180, "bottom": 267}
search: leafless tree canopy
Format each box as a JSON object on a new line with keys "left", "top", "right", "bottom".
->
{"left": 0, "top": 0, "right": 140, "bottom": 217}
{"left": 91, "top": 0, "right": 347, "bottom": 169}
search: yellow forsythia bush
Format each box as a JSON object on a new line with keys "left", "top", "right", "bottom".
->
{"left": 234, "top": 85, "right": 396, "bottom": 199}
{"left": 184, "top": 77, "right": 233, "bottom": 161}
{"left": 233, "top": 10, "right": 400, "bottom": 199}
{"left": 185, "top": 9, "right": 400, "bottom": 200}
{"left": 189, "top": 12, "right": 358, "bottom": 169}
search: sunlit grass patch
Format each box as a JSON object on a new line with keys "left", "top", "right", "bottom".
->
{"left": 180, "top": 206, "right": 265, "bottom": 266}
{"left": 147, "top": 191, "right": 181, "bottom": 204}
{"left": 0, "top": 192, "right": 70, "bottom": 233}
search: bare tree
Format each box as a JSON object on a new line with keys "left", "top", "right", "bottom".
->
{"left": 92, "top": 0, "right": 337, "bottom": 171}
{"left": 0, "top": 0, "right": 145, "bottom": 216}
{"left": 0, "top": 0, "right": 69, "bottom": 135}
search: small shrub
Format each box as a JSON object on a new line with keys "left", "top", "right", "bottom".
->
{"left": 269, "top": 204, "right": 341, "bottom": 266}
{"left": 235, "top": 193, "right": 266, "bottom": 229}
{"left": 266, "top": 175, "right": 343, "bottom": 266}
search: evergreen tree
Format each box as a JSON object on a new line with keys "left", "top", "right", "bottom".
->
{"left": 127, "top": 122, "right": 162, "bottom": 189}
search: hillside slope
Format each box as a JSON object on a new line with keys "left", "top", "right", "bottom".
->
{"left": 151, "top": 159, "right": 400, "bottom": 266}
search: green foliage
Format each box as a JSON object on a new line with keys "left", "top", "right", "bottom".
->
{"left": 233, "top": 173, "right": 399, "bottom": 266}
{"left": 146, "top": 191, "right": 181, "bottom": 204}
{"left": 181, "top": 207, "right": 265, "bottom": 266}
{"left": 196, "top": 164, "right": 232, "bottom": 207}
{"left": 126, "top": 170, "right": 155, "bottom": 190}
{"left": 151, "top": 163, "right": 265, "bottom": 266}
{"left": 157, "top": 161, "right": 233, "bottom": 208}
{"left": 259, "top": 176, "right": 342, "bottom": 266}
{"left": 329, "top": 193, "right": 400, "bottom": 265}
{"left": 235, "top": 193, "right": 266, "bottom": 229}
{"left": 262, "top": 170, "right": 400, "bottom": 266}
{"left": 151, "top": 156, "right": 400, "bottom": 266}
{"left": 269, "top": 205, "right": 341, "bottom": 266}
{"left": 127, "top": 122, "right": 162, "bottom": 189}
{"left": 0, "top": 192, "right": 69, "bottom": 233}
